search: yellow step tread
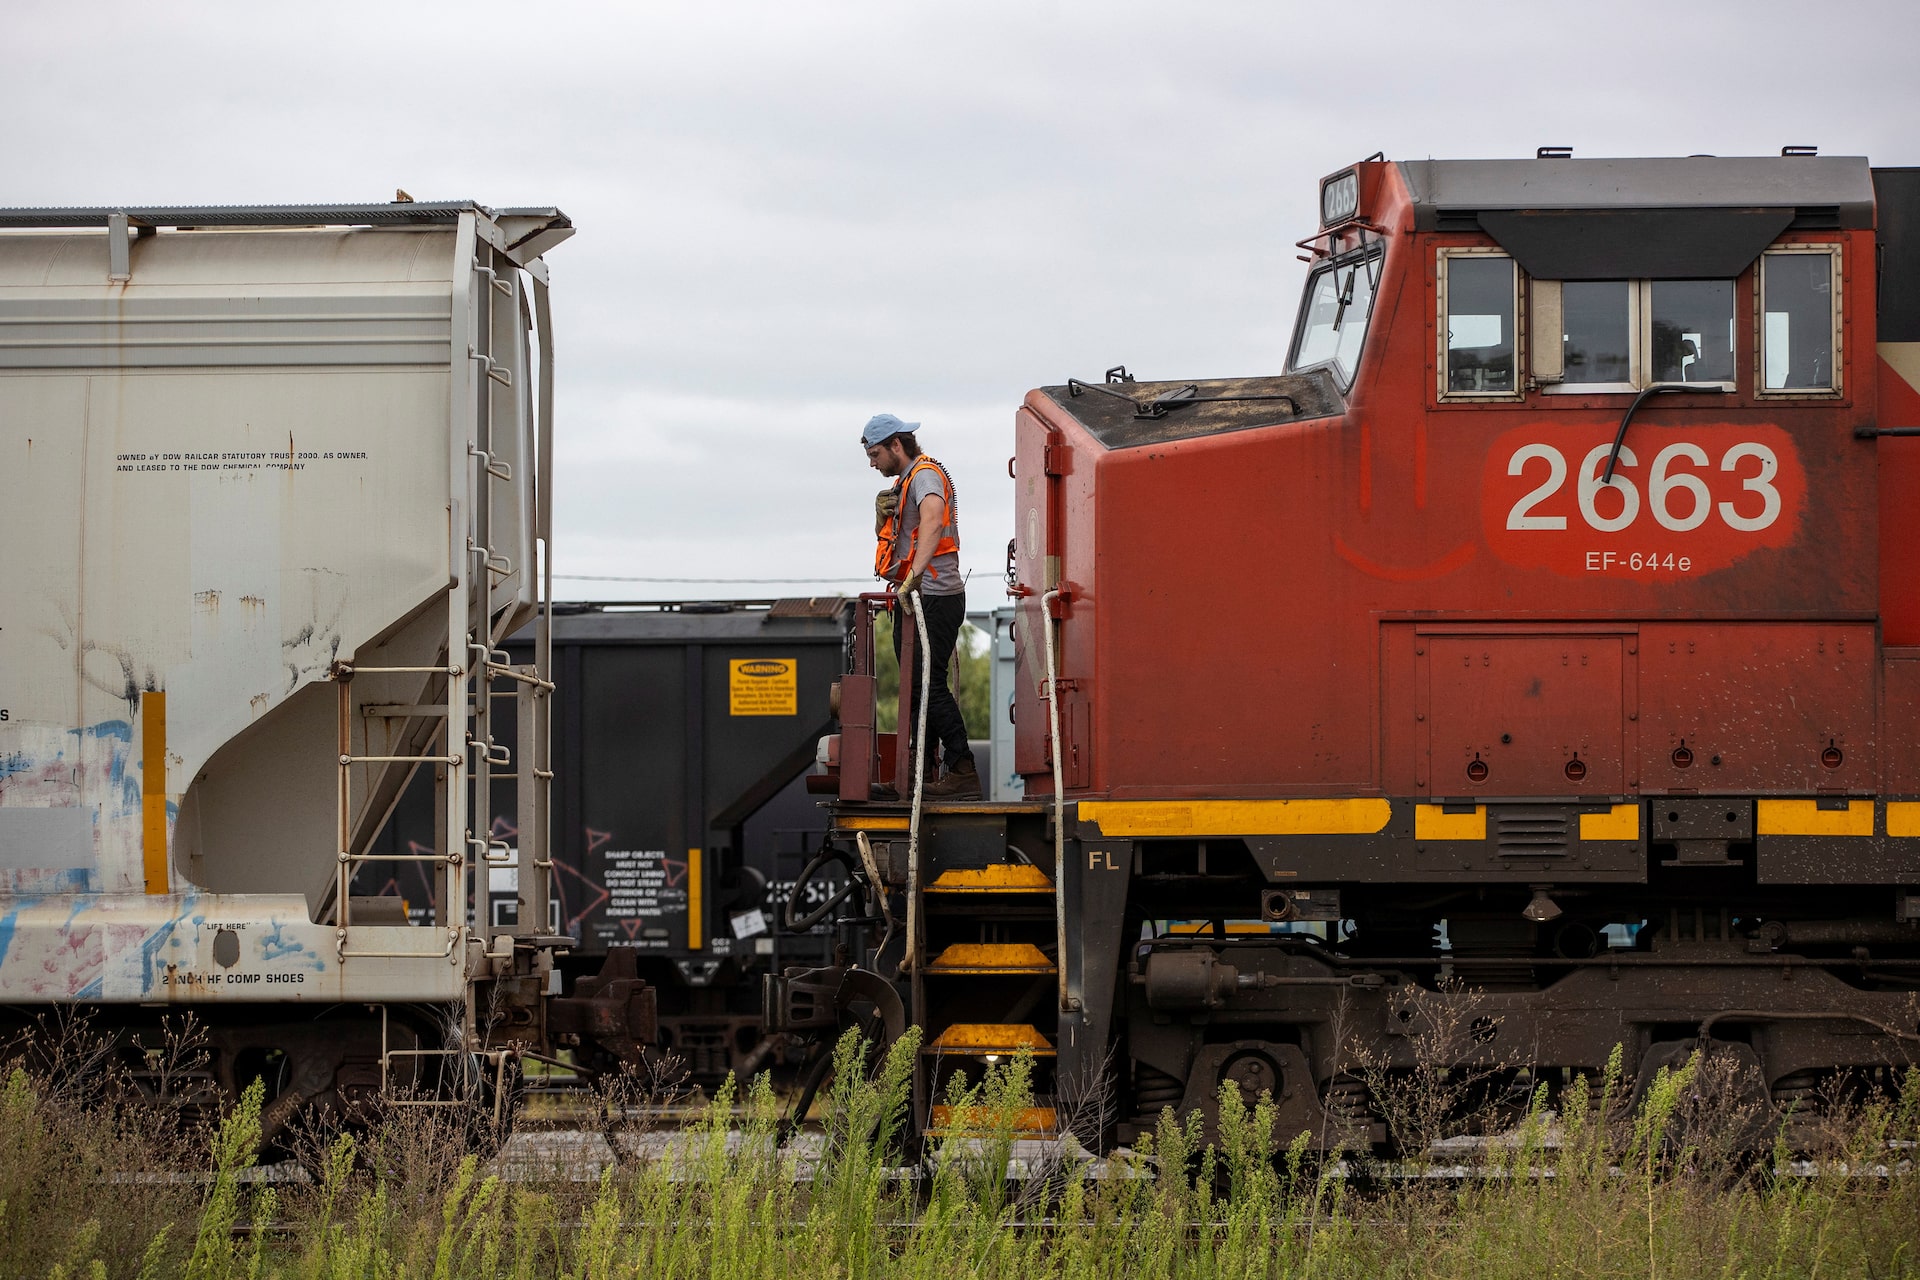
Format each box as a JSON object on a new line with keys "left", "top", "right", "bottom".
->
{"left": 924, "top": 865, "right": 1055, "bottom": 894}
{"left": 926, "top": 1023, "right": 1056, "bottom": 1056}
{"left": 927, "top": 1105, "right": 1058, "bottom": 1137}
{"left": 927, "top": 943, "right": 1057, "bottom": 974}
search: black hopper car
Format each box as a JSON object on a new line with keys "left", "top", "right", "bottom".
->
{"left": 357, "top": 599, "right": 851, "bottom": 1081}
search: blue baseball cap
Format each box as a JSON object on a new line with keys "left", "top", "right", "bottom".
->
{"left": 861, "top": 413, "right": 919, "bottom": 448}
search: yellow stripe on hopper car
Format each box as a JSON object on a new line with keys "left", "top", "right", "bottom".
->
{"left": 1888, "top": 803, "right": 1920, "bottom": 838}
{"left": 1580, "top": 805, "right": 1640, "bottom": 841}
{"left": 141, "top": 691, "right": 168, "bottom": 894}
{"left": 1414, "top": 805, "right": 1486, "bottom": 841}
{"left": 1076, "top": 798, "right": 1392, "bottom": 837}
{"left": 687, "top": 847, "right": 703, "bottom": 950}
{"left": 1757, "top": 800, "right": 1874, "bottom": 837}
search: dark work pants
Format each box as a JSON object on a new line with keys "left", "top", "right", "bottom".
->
{"left": 893, "top": 590, "right": 973, "bottom": 772}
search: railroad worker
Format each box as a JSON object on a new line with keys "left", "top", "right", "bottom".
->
{"left": 863, "top": 412, "right": 980, "bottom": 800}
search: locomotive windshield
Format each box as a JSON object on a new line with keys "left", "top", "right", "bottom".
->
{"left": 1288, "top": 245, "right": 1381, "bottom": 387}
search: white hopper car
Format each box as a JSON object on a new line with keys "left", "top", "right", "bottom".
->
{"left": 0, "top": 203, "right": 644, "bottom": 1136}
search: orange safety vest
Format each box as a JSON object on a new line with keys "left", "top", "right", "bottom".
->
{"left": 874, "top": 455, "right": 960, "bottom": 585}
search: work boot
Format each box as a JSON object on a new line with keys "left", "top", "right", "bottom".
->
{"left": 922, "top": 757, "right": 981, "bottom": 800}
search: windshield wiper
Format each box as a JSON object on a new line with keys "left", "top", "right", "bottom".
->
{"left": 1329, "top": 267, "right": 1357, "bottom": 330}
{"left": 1601, "top": 383, "right": 1729, "bottom": 484}
{"left": 1067, "top": 377, "right": 1298, "bottom": 421}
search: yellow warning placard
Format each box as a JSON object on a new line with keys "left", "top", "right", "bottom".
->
{"left": 729, "top": 658, "right": 798, "bottom": 716}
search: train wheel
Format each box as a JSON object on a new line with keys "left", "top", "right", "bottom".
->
{"left": 1635, "top": 1039, "right": 1774, "bottom": 1166}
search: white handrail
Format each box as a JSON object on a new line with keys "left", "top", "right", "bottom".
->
{"left": 1042, "top": 588, "right": 1067, "bottom": 1010}
{"left": 904, "top": 588, "right": 932, "bottom": 975}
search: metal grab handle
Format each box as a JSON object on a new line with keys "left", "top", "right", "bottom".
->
{"left": 341, "top": 849, "right": 459, "bottom": 864}
{"left": 474, "top": 264, "right": 516, "bottom": 298}
{"left": 469, "top": 444, "right": 513, "bottom": 481}
{"left": 467, "top": 346, "right": 513, "bottom": 386}
{"left": 485, "top": 661, "right": 556, "bottom": 692}
{"left": 468, "top": 737, "right": 511, "bottom": 767}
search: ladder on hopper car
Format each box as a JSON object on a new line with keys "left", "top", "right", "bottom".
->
{"left": 322, "top": 210, "right": 562, "bottom": 973}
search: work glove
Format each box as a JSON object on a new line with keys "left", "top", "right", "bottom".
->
{"left": 874, "top": 488, "right": 899, "bottom": 532}
{"left": 898, "top": 569, "right": 921, "bottom": 599}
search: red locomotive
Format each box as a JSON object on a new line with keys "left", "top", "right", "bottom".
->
{"left": 777, "top": 151, "right": 1920, "bottom": 1147}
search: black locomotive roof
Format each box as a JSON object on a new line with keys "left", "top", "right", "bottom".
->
{"left": 1398, "top": 156, "right": 1872, "bottom": 280}
{"left": 511, "top": 603, "right": 848, "bottom": 645}
{"left": 1039, "top": 371, "right": 1343, "bottom": 450}
{"left": 1398, "top": 156, "right": 1873, "bottom": 225}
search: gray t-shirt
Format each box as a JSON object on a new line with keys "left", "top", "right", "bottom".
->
{"left": 886, "top": 459, "right": 964, "bottom": 596}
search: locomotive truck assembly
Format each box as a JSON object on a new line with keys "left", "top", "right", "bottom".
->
{"left": 7, "top": 151, "right": 1920, "bottom": 1154}
{"left": 777, "top": 151, "right": 1920, "bottom": 1148}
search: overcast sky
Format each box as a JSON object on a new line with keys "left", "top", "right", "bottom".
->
{"left": 12, "top": 0, "right": 1920, "bottom": 615}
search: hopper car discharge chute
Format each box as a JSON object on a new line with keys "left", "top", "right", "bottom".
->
{"left": 0, "top": 202, "right": 642, "bottom": 1140}
{"left": 777, "top": 153, "right": 1920, "bottom": 1151}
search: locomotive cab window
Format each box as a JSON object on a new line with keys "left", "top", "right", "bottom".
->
{"left": 1759, "top": 247, "right": 1841, "bottom": 394}
{"left": 1561, "top": 281, "right": 1634, "bottom": 388}
{"left": 1651, "top": 281, "right": 1735, "bottom": 384}
{"left": 1537, "top": 278, "right": 1736, "bottom": 393}
{"left": 1289, "top": 244, "right": 1381, "bottom": 388}
{"left": 1438, "top": 250, "right": 1518, "bottom": 398}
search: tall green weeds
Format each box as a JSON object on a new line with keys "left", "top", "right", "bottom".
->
{"left": 5, "top": 1023, "right": 1920, "bottom": 1277}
